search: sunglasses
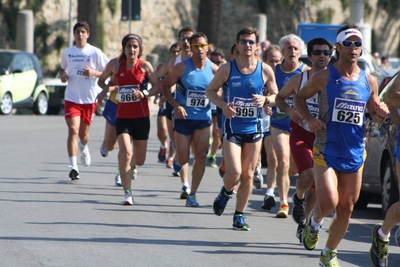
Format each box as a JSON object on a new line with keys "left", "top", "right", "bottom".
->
{"left": 170, "top": 50, "right": 180, "bottom": 54}
{"left": 340, "top": 40, "right": 362, "bottom": 48}
{"left": 179, "top": 36, "right": 191, "bottom": 41}
{"left": 311, "top": 49, "right": 332, "bottom": 56}
{"left": 238, "top": 39, "right": 256, "bottom": 45}
{"left": 191, "top": 43, "right": 208, "bottom": 49}
{"left": 212, "top": 60, "right": 222, "bottom": 65}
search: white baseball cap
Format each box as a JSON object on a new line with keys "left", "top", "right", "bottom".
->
{"left": 336, "top": 29, "right": 363, "bottom": 43}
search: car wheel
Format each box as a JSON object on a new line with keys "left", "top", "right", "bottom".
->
{"left": 0, "top": 92, "right": 13, "bottom": 115}
{"left": 354, "top": 190, "right": 370, "bottom": 209}
{"left": 33, "top": 92, "right": 48, "bottom": 115}
{"left": 381, "top": 160, "right": 394, "bottom": 214}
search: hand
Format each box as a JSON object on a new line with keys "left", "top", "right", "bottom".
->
{"left": 96, "top": 91, "right": 107, "bottom": 105}
{"left": 84, "top": 65, "right": 95, "bottom": 77}
{"left": 264, "top": 106, "right": 273, "bottom": 115}
{"left": 60, "top": 73, "right": 69, "bottom": 83}
{"left": 132, "top": 89, "right": 144, "bottom": 99}
{"left": 252, "top": 94, "right": 266, "bottom": 108}
{"left": 375, "top": 102, "right": 390, "bottom": 118}
{"left": 307, "top": 118, "right": 326, "bottom": 133}
{"left": 287, "top": 108, "right": 303, "bottom": 125}
{"left": 223, "top": 102, "right": 236, "bottom": 119}
{"left": 175, "top": 105, "right": 187, "bottom": 119}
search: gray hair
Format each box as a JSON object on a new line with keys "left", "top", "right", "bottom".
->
{"left": 278, "top": 34, "right": 305, "bottom": 51}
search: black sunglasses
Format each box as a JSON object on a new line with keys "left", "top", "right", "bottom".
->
{"left": 179, "top": 36, "right": 191, "bottom": 41}
{"left": 238, "top": 39, "right": 256, "bottom": 45}
{"left": 311, "top": 49, "right": 332, "bottom": 56}
{"left": 212, "top": 60, "right": 222, "bottom": 65}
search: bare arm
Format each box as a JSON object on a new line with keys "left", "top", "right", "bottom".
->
{"left": 276, "top": 74, "right": 303, "bottom": 124}
{"left": 205, "top": 63, "right": 236, "bottom": 119}
{"left": 140, "top": 60, "right": 161, "bottom": 98}
{"left": 260, "top": 63, "right": 278, "bottom": 108}
{"left": 294, "top": 69, "right": 329, "bottom": 132}
{"left": 161, "top": 62, "right": 187, "bottom": 119}
{"left": 366, "top": 72, "right": 389, "bottom": 123}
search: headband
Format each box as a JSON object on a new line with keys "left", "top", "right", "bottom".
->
{"left": 122, "top": 34, "right": 142, "bottom": 48}
{"left": 336, "top": 29, "right": 363, "bottom": 43}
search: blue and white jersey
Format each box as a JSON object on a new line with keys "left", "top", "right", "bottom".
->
{"left": 222, "top": 60, "right": 265, "bottom": 134}
{"left": 174, "top": 58, "right": 214, "bottom": 120}
{"left": 315, "top": 65, "right": 370, "bottom": 159}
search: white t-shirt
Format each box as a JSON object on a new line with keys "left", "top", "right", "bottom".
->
{"left": 61, "top": 44, "right": 109, "bottom": 104}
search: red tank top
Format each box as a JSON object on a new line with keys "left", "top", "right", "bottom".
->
{"left": 116, "top": 59, "right": 150, "bottom": 118}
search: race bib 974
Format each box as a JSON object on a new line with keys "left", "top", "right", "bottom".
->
{"left": 186, "top": 90, "right": 209, "bottom": 108}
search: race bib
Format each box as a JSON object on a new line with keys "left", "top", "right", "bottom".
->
{"left": 232, "top": 97, "right": 257, "bottom": 118}
{"left": 186, "top": 90, "right": 209, "bottom": 108}
{"left": 332, "top": 98, "right": 365, "bottom": 126}
{"left": 117, "top": 85, "right": 140, "bottom": 103}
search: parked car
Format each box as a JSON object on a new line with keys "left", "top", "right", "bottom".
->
{"left": 0, "top": 50, "right": 49, "bottom": 115}
{"left": 45, "top": 76, "right": 105, "bottom": 115}
{"left": 371, "top": 68, "right": 400, "bottom": 93}
{"left": 358, "top": 72, "right": 400, "bottom": 214}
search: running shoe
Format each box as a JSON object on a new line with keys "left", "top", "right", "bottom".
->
{"left": 276, "top": 203, "right": 289, "bottom": 218}
{"left": 131, "top": 166, "right": 138, "bottom": 180}
{"left": 115, "top": 171, "right": 122, "bottom": 186}
{"left": 261, "top": 193, "right": 276, "bottom": 210}
{"left": 185, "top": 194, "right": 199, "bottom": 207}
{"left": 369, "top": 223, "right": 389, "bottom": 267}
{"left": 213, "top": 186, "right": 232, "bottom": 216}
{"left": 302, "top": 211, "right": 320, "bottom": 251}
{"left": 100, "top": 143, "right": 108, "bottom": 157}
{"left": 319, "top": 249, "right": 340, "bottom": 267}
{"left": 173, "top": 158, "right": 183, "bottom": 172}
{"left": 158, "top": 147, "right": 167, "bottom": 162}
{"left": 253, "top": 173, "right": 263, "bottom": 189}
{"left": 69, "top": 168, "right": 80, "bottom": 180}
{"left": 233, "top": 214, "right": 250, "bottom": 231}
{"left": 292, "top": 192, "right": 306, "bottom": 224}
{"left": 208, "top": 156, "right": 217, "bottom": 168}
{"left": 166, "top": 157, "right": 173, "bottom": 169}
{"left": 81, "top": 147, "right": 91, "bottom": 166}
{"left": 395, "top": 224, "right": 400, "bottom": 247}
{"left": 180, "top": 186, "right": 190, "bottom": 199}
{"left": 122, "top": 192, "right": 133, "bottom": 205}
{"left": 172, "top": 171, "right": 180, "bottom": 177}
{"left": 218, "top": 161, "right": 225, "bottom": 178}
{"left": 296, "top": 224, "right": 305, "bottom": 244}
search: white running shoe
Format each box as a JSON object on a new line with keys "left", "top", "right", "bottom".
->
{"left": 122, "top": 192, "right": 133, "bottom": 205}
{"left": 100, "top": 143, "right": 108, "bottom": 157}
{"left": 115, "top": 172, "right": 122, "bottom": 186}
{"left": 81, "top": 148, "right": 91, "bottom": 166}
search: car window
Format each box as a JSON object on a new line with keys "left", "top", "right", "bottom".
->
{"left": 0, "top": 53, "right": 12, "bottom": 75}
{"left": 11, "top": 54, "right": 34, "bottom": 73}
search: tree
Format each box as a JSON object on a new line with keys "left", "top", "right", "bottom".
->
{"left": 78, "top": 0, "right": 99, "bottom": 47}
{"left": 197, "top": 0, "right": 222, "bottom": 45}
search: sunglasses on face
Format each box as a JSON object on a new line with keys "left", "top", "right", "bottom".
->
{"left": 179, "top": 36, "right": 191, "bottom": 41}
{"left": 191, "top": 43, "right": 208, "bottom": 49}
{"left": 340, "top": 40, "right": 362, "bottom": 48}
{"left": 212, "top": 60, "right": 222, "bottom": 65}
{"left": 238, "top": 39, "right": 256, "bottom": 45}
{"left": 311, "top": 49, "right": 332, "bottom": 56}
{"left": 170, "top": 50, "right": 180, "bottom": 54}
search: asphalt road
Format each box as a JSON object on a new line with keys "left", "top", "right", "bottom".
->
{"left": 0, "top": 104, "right": 399, "bottom": 267}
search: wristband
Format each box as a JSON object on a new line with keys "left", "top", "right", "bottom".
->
{"left": 142, "top": 90, "right": 149, "bottom": 98}
{"left": 263, "top": 97, "right": 270, "bottom": 107}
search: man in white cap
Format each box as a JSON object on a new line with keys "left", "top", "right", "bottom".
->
{"left": 294, "top": 24, "right": 389, "bottom": 267}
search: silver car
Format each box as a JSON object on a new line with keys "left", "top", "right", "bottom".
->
{"left": 359, "top": 70, "right": 400, "bottom": 214}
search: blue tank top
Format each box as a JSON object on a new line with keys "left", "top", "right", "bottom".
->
{"left": 222, "top": 60, "right": 265, "bottom": 134}
{"left": 174, "top": 58, "right": 214, "bottom": 120}
{"left": 315, "top": 65, "right": 370, "bottom": 159}
{"left": 270, "top": 62, "right": 307, "bottom": 132}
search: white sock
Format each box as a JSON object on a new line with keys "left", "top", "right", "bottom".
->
{"left": 378, "top": 227, "right": 390, "bottom": 240}
{"left": 310, "top": 215, "right": 323, "bottom": 230}
{"left": 322, "top": 246, "right": 334, "bottom": 255}
{"left": 79, "top": 141, "right": 88, "bottom": 151}
{"left": 69, "top": 156, "right": 78, "bottom": 170}
{"left": 280, "top": 200, "right": 288, "bottom": 205}
{"left": 266, "top": 188, "right": 274, "bottom": 195}
{"left": 182, "top": 182, "right": 190, "bottom": 188}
